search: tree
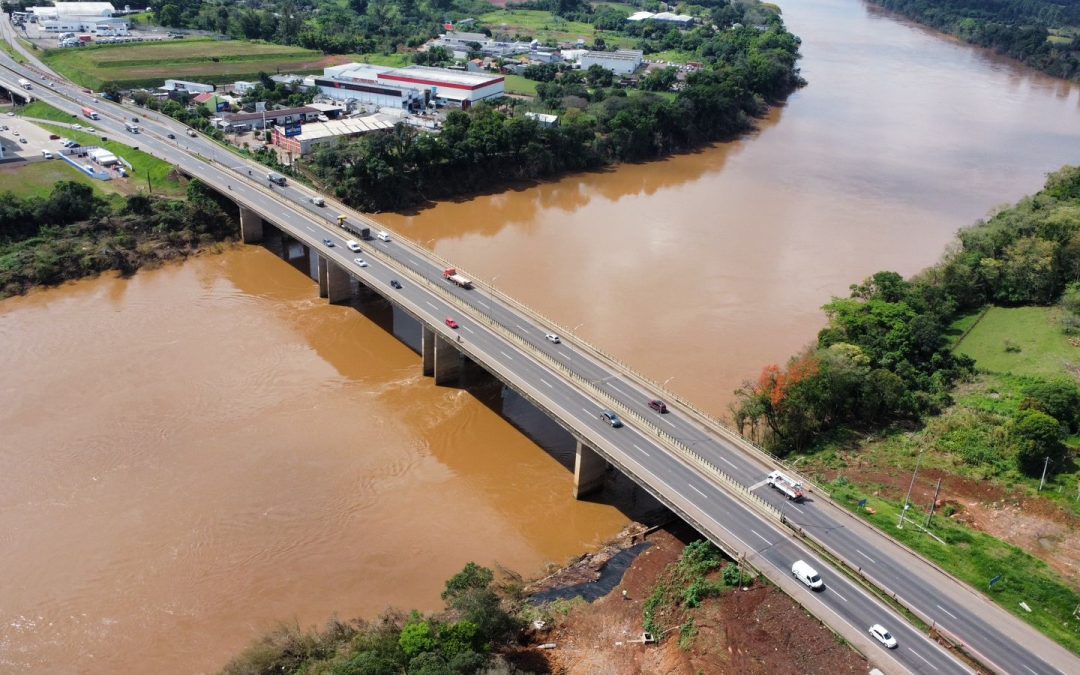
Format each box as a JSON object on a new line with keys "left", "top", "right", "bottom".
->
{"left": 1021, "top": 379, "right": 1080, "bottom": 433}
{"left": 1011, "top": 409, "right": 1066, "bottom": 475}
{"left": 441, "top": 563, "right": 494, "bottom": 603}
{"left": 398, "top": 617, "right": 435, "bottom": 658}
{"left": 158, "top": 3, "right": 181, "bottom": 27}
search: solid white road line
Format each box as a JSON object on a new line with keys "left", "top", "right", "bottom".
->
{"left": 906, "top": 647, "right": 939, "bottom": 671}
{"left": 936, "top": 604, "right": 958, "bottom": 621}
{"left": 829, "top": 588, "right": 848, "bottom": 603}
{"left": 539, "top": 378, "right": 553, "bottom": 388}
{"left": 856, "top": 549, "right": 876, "bottom": 564}
{"left": 690, "top": 485, "right": 708, "bottom": 498}
{"left": 750, "top": 529, "right": 772, "bottom": 546}
{"left": 499, "top": 350, "right": 514, "bottom": 360}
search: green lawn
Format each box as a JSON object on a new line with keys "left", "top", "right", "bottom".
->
{"left": 354, "top": 53, "right": 412, "bottom": 67}
{"left": 953, "top": 306, "right": 1077, "bottom": 378}
{"left": 828, "top": 478, "right": 1080, "bottom": 655}
{"left": 503, "top": 74, "right": 538, "bottom": 96}
{"left": 40, "top": 39, "right": 351, "bottom": 89}
{"left": 19, "top": 100, "right": 78, "bottom": 124}
{"left": 0, "top": 160, "right": 123, "bottom": 200}
{"left": 477, "top": 9, "right": 637, "bottom": 47}
{"left": 648, "top": 49, "right": 698, "bottom": 64}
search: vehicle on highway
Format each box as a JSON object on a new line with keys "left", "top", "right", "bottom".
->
{"left": 376, "top": 230, "right": 391, "bottom": 242}
{"left": 353, "top": 257, "right": 368, "bottom": 267}
{"left": 390, "top": 280, "right": 402, "bottom": 289}
{"left": 443, "top": 267, "right": 474, "bottom": 289}
{"left": 322, "top": 238, "right": 334, "bottom": 247}
{"left": 346, "top": 240, "right": 361, "bottom": 252}
{"left": 648, "top": 399, "right": 668, "bottom": 413}
{"left": 766, "top": 470, "right": 805, "bottom": 502}
{"left": 267, "top": 172, "right": 286, "bottom": 186}
{"left": 186, "top": 129, "right": 197, "bottom": 137}
{"left": 545, "top": 333, "right": 561, "bottom": 344}
{"left": 869, "top": 624, "right": 897, "bottom": 649}
{"left": 71, "top": 125, "right": 81, "bottom": 131}
{"left": 167, "top": 133, "right": 175, "bottom": 139}
{"left": 791, "top": 560, "right": 823, "bottom": 590}
{"left": 445, "top": 317, "right": 459, "bottom": 329}
{"left": 130, "top": 116, "right": 139, "bottom": 123}
{"left": 599, "top": 410, "right": 623, "bottom": 428}
{"left": 311, "top": 196, "right": 325, "bottom": 206}
{"left": 19, "top": 137, "right": 27, "bottom": 144}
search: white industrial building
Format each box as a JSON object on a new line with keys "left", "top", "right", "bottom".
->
{"left": 161, "top": 79, "right": 215, "bottom": 94}
{"left": 316, "top": 64, "right": 504, "bottom": 110}
{"left": 30, "top": 2, "right": 116, "bottom": 19}
{"left": 626, "top": 11, "right": 694, "bottom": 27}
{"left": 580, "top": 49, "right": 644, "bottom": 76}
{"left": 30, "top": 2, "right": 130, "bottom": 34}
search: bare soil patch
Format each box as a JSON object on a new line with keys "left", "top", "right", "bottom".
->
{"left": 513, "top": 523, "right": 867, "bottom": 674}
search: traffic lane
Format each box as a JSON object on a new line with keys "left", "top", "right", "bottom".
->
{"left": 811, "top": 513, "right": 1060, "bottom": 675}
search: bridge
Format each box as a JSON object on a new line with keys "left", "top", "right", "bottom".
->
{"left": 1, "top": 34, "right": 1076, "bottom": 675}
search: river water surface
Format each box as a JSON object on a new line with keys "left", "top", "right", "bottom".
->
{"left": 2, "top": 0, "right": 1079, "bottom": 671}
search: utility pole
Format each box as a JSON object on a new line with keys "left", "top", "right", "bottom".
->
{"left": 1039, "top": 456, "right": 1051, "bottom": 491}
{"left": 898, "top": 449, "right": 924, "bottom": 529}
{"left": 925, "top": 477, "right": 943, "bottom": 528}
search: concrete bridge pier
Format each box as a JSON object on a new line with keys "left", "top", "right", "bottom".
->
{"left": 422, "top": 326, "right": 435, "bottom": 376}
{"left": 239, "top": 206, "right": 263, "bottom": 243}
{"left": 421, "top": 326, "right": 464, "bottom": 384}
{"left": 317, "top": 255, "right": 353, "bottom": 303}
{"left": 574, "top": 441, "right": 608, "bottom": 499}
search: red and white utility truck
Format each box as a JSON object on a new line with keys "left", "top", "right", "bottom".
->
{"left": 767, "top": 470, "right": 805, "bottom": 501}
{"left": 442, "top": 268, "right": 473, "bottom": 289}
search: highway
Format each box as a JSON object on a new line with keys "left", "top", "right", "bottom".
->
{"left": 1, "top": 30, "right": 1076, "bottom": 675}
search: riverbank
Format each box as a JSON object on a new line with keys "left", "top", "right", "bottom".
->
{"left": 0, "top": 179, "right": 237, "bottom": 299}
{"left": 867, "top": 0, "right": 1080, "bottom": 82}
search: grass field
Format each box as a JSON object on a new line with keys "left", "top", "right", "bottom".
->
{"left": 478, "top": 9, "right": 637, "bottom": 48}
{"left": 19, "top": 100, "right": 78, "bottom": 124}
{"left": 0, "top": 160, "right": 124, "bottom": 200}
{"left": 354, "top": 53, "right": 412, "bottom": 67}
{"left": 828, "top": 478, "right": 1080, "bottom": 655}
{"left": 503, "top": 73, "right": 538, "bottom": 96}
{"left": 953, "top": 306, "right": 1077, "bottom": 377}
{"left": 40, "top": 39, "right": 353, "bottom": 90}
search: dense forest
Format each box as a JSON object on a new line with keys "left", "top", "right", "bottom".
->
{"left": 870, "top": 0, "right": 1080, "bottom": 80}
{"left": 307, "top": 2, "right": 803, "bottom": 211}
{"left": 732, "top": 165, "right": 1080, "bottom": 475}
{"left": 0, "top": 180, "right": 237, "bottom": 297}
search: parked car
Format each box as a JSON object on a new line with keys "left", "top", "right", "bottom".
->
{"left": 648, "top": 399, "right": 668, "bottom": 414}
{"left": 545, "top": 333, "right": 561, "bottom": 344}
{"left": 353, "top": 257, "right": 368, "bottom": 267}
{"left": 19, "top": 137, "right": 27, "bottom": 144}
{"left": 868, "top": 624, "right": 897, "bottom": 649}
{"left": 322, "top": 238, "right": 334, "bottom": 247}
{"left": 599, "top": 410, "right": 623, "bottom": 428}
{"left": 389, "top": 280, "right": 402, "bottom": 289}
{"left": 48, "top": 134, "right": 60, "bottom": 139}
{"left": 445, "top": 317, "right": 459, "bottom": 329}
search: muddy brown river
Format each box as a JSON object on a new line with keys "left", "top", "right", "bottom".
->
{"left": 2, "top": 0, "right": 1079, "bottom": 672}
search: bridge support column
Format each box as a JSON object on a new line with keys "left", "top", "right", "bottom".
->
{"left": 239, "top": 206, "right": 263, "bottom": 243}
{"left": 317, "top": 254, "right": 329, "bottom": 298}
{"left": 574, "top": 441, "right": 608, "bottom": 499}
{"left": 421, "top": 326, "right": 435, "bottom": 376}
{"left": 326, "top": 260, "right": 352, "bottom": 303}
{"left": 434, "top": 332, "right": 463, "bottom": 385}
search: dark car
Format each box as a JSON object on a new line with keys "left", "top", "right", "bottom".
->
{"left": 599, "top": 410, "right": 623, "bottom": 428}
{"left": 322, "top": 238, "right": 334, "bottom": 247}
{"left": 648, "top": 399, "right": 669, "bottom": 414}
{"left": 167, "top": 133, "right": 175, "bottom": 139}
{"left": 48, "top": 134, "right": 60, "bottom": 140}
{"left": 390, "top": 280, "right": 402, "bottom": 289}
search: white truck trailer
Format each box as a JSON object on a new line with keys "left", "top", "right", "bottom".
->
{"left": 767, "top": 470, "right": 805, "bottom": 501}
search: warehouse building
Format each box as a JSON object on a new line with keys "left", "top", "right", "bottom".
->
{"left": 316, "top": 64, "right": 504, "bottom": 110}
{"left": 580, "top": 49, "right": 644, "bottom": 76}
{"left": 272, "top": 114, "right": 398, "bottom": 156}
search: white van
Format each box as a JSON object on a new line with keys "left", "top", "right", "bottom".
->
{"left": 791, "top": 560, "right": 823, "bottom": 590}
{"left": 375, "top": 230, "right": 391, "bottom": 242}
{"left": 346, "top": 240, "right": 362, "bottom": 252}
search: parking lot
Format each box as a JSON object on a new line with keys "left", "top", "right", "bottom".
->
{"left": 0, "top": 109, "right": 58, "bottom": 162}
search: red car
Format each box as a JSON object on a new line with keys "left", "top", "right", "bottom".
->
{"left": 445, "top": 317, "right": 459, "bottom": 329}
{"left": 648, "top": 399, "right": 669, "bottom": 414}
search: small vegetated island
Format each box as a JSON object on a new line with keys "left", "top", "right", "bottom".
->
{"left": 135, "top": 0, "right": 804, "bottom": 211}
{"left": 868, "top": 0, "right": 1080, "bottom": 80}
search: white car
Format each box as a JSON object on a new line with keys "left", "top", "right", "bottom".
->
{"left": 869, "top": 624, "right": 897, "bottom": 649}
{"left": 311, "top": 196, "right": 325, "bottom": 207}
{"left": 545, "top": 333, "right": 561, "bottom": 344}
{"left": 5, "top": 111, "right": 14, "bottom": 117}
{"left": 71, "top": 124, "right": 81, "bottom": 130}
{"left": 11, "top": 130, "right": 18, "bottom": 136}
{"left": 346, "top": 240, "right": 361, "bottom": 252}
{"left": 353, "top": 258, "right": 368, "bottom": 267}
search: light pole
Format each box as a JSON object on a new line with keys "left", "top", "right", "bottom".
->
{"left": 897, "top": 449, "right": 924, "bottom": 529}
{"left": 487, "top": 274, "right": 498, "bottom": 312}
{"left": 662, "top": 376, "right": 676, "bottom": 389}
{"left": 572, "top": 321, "right": 585, "bottom": 334}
